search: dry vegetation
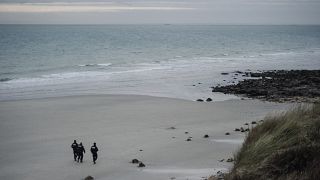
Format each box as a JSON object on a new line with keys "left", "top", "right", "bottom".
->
{"left": 226, "top": 103, "right": 320, "bottom": 180}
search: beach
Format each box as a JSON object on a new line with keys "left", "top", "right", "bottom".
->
{"left": 0, "top": 95, "right": 292, "bottom": 180}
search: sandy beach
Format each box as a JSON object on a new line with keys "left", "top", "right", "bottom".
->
{"left": 0, "top": 95, "right": 292, "bottom": 180}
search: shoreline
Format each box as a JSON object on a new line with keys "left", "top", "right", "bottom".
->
{"left": 0, "top": 94, "right": 293, "bottom": 180}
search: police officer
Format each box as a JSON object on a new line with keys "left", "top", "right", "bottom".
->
{"left": 77, "top": 142, "right": 85, "bottom": 163}
{"left": 71, "top": 140, "right": 78, "bottom": 161}
{"left": 90, "top": 142, "right": 99, "bottom": 164}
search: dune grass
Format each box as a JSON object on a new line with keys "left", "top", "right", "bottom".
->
{"left": 226, "top": 103, "right": 320, "bottom": 180}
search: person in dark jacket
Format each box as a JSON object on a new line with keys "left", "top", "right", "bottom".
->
{"left": 90, "top": 142, "right": 99, "bottom": 164}
{"left": 77, "top": 142, "right": 85, "bottom": 163}
{"left": 71, "top": 140, "right": 78, "bottom": 161}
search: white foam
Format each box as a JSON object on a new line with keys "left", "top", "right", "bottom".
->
{"left": 78, "top": 63, "right": 112, "bottom": 67}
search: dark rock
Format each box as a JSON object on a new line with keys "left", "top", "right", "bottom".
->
{"left": 219, "top": 159, "right": 224, "bottom": 162}
{"left": 197, "top": 99, "right": 204, "bottom": 102}
{"left": 221, "top": 72, "right": 229, "bottom": 75}
{"left": 211, "top": 70, "right": 320, "bottom": 103}
{"left": 84, "top": 176, "right": 94, "bottom": 180}
{"left": 139, "top": 149, "right": 143, "bottom": 152}
{"left": 225, "top": 132, "right": 230, "bottom": 135}
{"left": 226, "top": 158, "right": 234, "bottom": 162}
{"left": 185, "top": 132, "right": 189, "bottom": 134}
{"left": 206, "top": 98, "right": 212, "bottom": 102}
{"left": 138, "top": 162, "right": 146, "bottom": 167}
{"left": 234, "top": 128, "right": 240, "bottom": 131}
{"left": 186, "top": 138, "right": 192, "bottom": 141}
{"left": 131, "top": 159, "right": 139, "bottom": 164}
{"left": 251, "top": 121, "right": 257, "bottom": 125}
{"left": 204, "top": 134, "right": 209, "bottom": 138}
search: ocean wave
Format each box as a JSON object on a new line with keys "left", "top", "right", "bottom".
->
{"left": 78, "top": 63, "right": 112, "bottom": 67}
{"left": 0, "top": 78, "right": 12, "bottom": 82}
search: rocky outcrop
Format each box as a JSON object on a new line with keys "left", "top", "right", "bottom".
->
{"left": 212, "top": 70, "right": 320, "bottom": 102}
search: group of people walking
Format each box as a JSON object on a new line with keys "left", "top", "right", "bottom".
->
{"left": 71, "top": 140, "right": 99, "bottom": 164}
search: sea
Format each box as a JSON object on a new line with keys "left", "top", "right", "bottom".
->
{"left": 1, "top": 25, "right": 320, "bottom": 101}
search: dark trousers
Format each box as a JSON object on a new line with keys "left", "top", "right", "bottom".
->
{"left": 73, "top": 151, "right": 77, "bottom": 161}
{"left": 78, "top": 153, "right": 83, "bottom": 163}
{"left": 92, "top": 153, "right": 98, "bottom": 164}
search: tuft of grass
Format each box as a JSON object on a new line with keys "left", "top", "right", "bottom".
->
{"left": 226, "top": 103, "right": 320, "bottom": 180}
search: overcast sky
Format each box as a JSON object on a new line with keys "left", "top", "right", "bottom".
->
{"left": 0, "top": 0, "right": 319, "bottom": 24}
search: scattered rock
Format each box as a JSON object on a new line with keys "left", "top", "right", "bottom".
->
{"left": 197, "top": 99, "right": 204, "bottom": 102}
{"left": 138, "top": 162, "right": 146, "bottom": 167}
{"left": 185, "top": 132, "right": 189, "bottom": 134}
{"left": 186, "top": 138, "right": 192, "bottom": 141}
{"left": 131, "top": 159, "right": 139, "bottom": 164}
{"left": 168, "top": 126, "right": 176, "bottom": 130}
{"left": 139, "top": 149, "right": 143, "bottom": 152}
{"left": 221, "top": 72, "right": 229, "bottom": 75}
{"left": 203, "top": 134, "right": 209, "bottom": 138}
{"left": 206, "top": 98, "right": 212, "bottom": 102}
{"left": 84, "top": 176, "right": 94, "bottom": 180}
{"left": 234, "top": 128, "right": 240, "bottom": 131}
{"left": 251, "top": 121, "right": 257, "bottom": 125}
{"left": 225, "top": 132, "right": 230, "bottom": 135}
{"left": 226, "top": 158, "right": 234, "bottom": 162}
{"left": 219, "top": 159, "right": 224, "bottom": 162}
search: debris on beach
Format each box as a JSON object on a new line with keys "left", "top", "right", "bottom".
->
{"left": 138, "top": 162, "right": 146, "bottom": 167}
{"left": 226, "top": 158, "right": 234, "bottom": 162}
{"left": 203, "top": 134, "right": 209, "bottom": 138}
{"left": 84, "top": 176, "right": 94, "bottom": 180}
{"left": 131, "top": 159, "right": 139, "bottom": 164}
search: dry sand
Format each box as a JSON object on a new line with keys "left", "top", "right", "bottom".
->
{"left": 0, "top": 95, "right": 292, "bottom": 180}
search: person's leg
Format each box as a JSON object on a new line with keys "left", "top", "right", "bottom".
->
{"left": 93, "top": 154, "right": 97, "bottom": 164}
{"left": 80, "top": 154, "right": 83, "bottom": 163}
{"left": 73, "top": 152, "right": 77, "bottom": 161}
{"left": 77, "top": 154, "right": 80, "bottom": 162}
